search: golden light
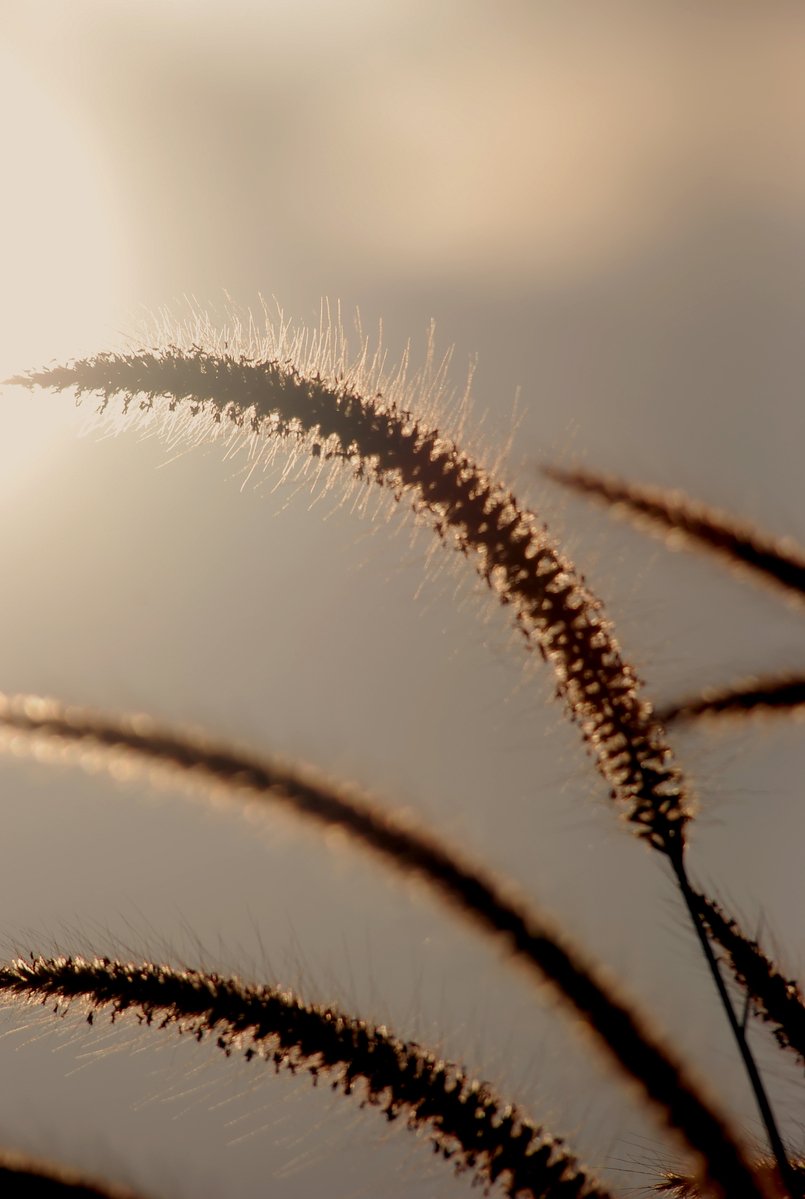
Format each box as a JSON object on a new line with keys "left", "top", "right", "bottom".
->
{"left": 0, "top": 50, "right": 126, "bottom": 492}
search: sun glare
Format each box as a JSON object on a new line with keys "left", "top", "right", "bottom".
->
{"left": 0, "top": 52, "right": 126, "bottom": 492}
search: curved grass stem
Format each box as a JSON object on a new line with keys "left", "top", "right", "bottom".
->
{"left": 0, "top": 954, "right": 614, "bottom": 1199}
{"left": 9, "top": 332, "right": 793, "bottom": 1196}
{"left": 542, "top": 465, "right": 805, "bottom": 608}
{"left": 692, "top": 890, "right": 805, "bottom": 1067}
{"left": 658, "top": 676, "right": 805, "bottom": 726}
{"left": 8, "top": 347, "right": 691, "bottom": 855}
{"left": 0, "top": 689, "right": 765, "bottom": 1199}
{"left": 673, "top": 858, "right": 794, "bottom": 1198}
{"left": 0, "top": 1148, "right": 149, "bottom": 1198}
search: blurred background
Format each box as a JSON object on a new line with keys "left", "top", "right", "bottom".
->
{"left": 1, "top": 3, "right": 805, "bottom": 1196}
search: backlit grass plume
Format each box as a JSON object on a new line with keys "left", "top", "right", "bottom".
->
{"left": 9, "top": 322, "right": 795, "bottom": 1193}
{"left": 655, "top": 1161, "right": 805, "bottom": 1199}
{"left": 658, "top": 675, "right": 805, "bottom": 726}
{"left": 542, "top": 465, "right": 805, "bottom": 607}
{"left": 0, "top": 1148, "right": 148, "bottom": 1198}
{"left": 0, "top": 954, "right": 612, "bottom": 1199}
{"left": 0, "top": 691, "right": 759, "bottom": 1196}
{"left": 544, "top": 465, "right": 805, "bottom": 739}
{"left": 693, "top": 891, "right": 805, "bottom": 1067}
{"left": 7, "top": 340, "right": 690, "bottom": 857}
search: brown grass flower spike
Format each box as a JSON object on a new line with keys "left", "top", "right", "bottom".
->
{"left": 8, "top": 334, "right": 691, "bottom": 857}
{"left": 693, "top": 890, "right": 805, "bottom": 1066}
{"left": 0, "top": 954, "right": 616, "bottom": 1199}
{"left": 659, "top": 675, "right": 805, "bottom": 726}
{"left": 542, "top": 464, "right": 805, "bottom": 608}
{"left": 0, "top": 690, "right": 771, "bottom": 1199}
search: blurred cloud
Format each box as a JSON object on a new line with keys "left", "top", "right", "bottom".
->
{"left": 6, "top": 2, "right": 805, "bottom": 294}
{"left": 0, "top": 49, "right": 126, "bottom": 364}
{"left": 0, "top": 48, "right": 129, "bottom": 491}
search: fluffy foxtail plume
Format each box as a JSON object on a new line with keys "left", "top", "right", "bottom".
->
{"left": 655, "top": 1160, "right": 805, "bottom": 1199}
{"left": 8, "top": 338, "right": 690, "bottom": 857}
{"left": 542, "top": 465, "right": 805, "bottom": 607}
{"left": 0, "top": 692, "right": 765, "bottom": 1198}
{"left": 658, "top": 675, "right": 805, "bottom": 726}
{"left": 0, "top": 955, "right": 612, "bottom": 1199}
{"left": 0, "top": 1149, "right": 148, "bottom": 1198}
{"left": 693, "top": 890, "right": 805, "bottom": 1066}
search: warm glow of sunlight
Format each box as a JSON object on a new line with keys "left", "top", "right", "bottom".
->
{"left": 0, "top": 52, "right": 125, "bottom": 492}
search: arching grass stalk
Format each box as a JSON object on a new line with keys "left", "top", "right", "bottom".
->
{"left": 0, "top": 1148, "right": 148, "bottom": 1198}
{"left": 6, "top": 333, "right": 788, "bottom": 1189}
{"left": 655, "top": 1161, "right": 805, "bottom": 1199}
{"left": 541, "top": 459, "right": 803, "bottom": 1190}
{"left": 692, "top": 890, "right": 805, "bottom": 1067}
{"left": 541, "top": 465, "right": 805, "bottom": 607}
{"left": 0, "top": 954, "right": 613, "bottom": 1199}
{"left": 672, "top": 861, "right": 794, "bottom": 1197}
{"left": 8, "top": 347, "right": 690, "bottom": 857}
{"left": 0, "top": 692, "right": 768, "bottom": 1199}
{"left": 659, "top": 676, "right": 805, "bottom": 726}
{"left": 545, "top": 465, "right": 805, "bottom": 724}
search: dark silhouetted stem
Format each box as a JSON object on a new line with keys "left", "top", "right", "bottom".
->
{"left": 0, "top": 954, "right": 613, "bottom": 1199}
{"left": 673, "top": 857, "right": 794, "bottom": 1198}
{"left": 543, "top": 464, "right": 805, "bottom": 607}
{"left": 692, "top": 891, "right": 805, "bottom": 1067}
{"left": 0, "top": 1149, "right": 148, "bottom": 1198}
{"left": 0, "top": 690, "right": 766, "bottom": 1198}
{"left": 659, "top": 676, "right": 805, "bottom": 726}
{"left": 9, "top": 351, "right": 692, "bottom": 855}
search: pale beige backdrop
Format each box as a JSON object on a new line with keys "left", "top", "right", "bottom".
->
{"left": 1, "top": 4, "right": 804, "bottom": 1197}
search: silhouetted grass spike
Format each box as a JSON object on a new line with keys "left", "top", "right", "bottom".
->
{"left": 693, "top": 890, "right": 805, "bottom": 1066}
{"left": 538, "top": 460, "right": 805, "bottom": 1187}
{"left": 0, "top": 1148, "right": 150, "bottom": 1198}
{"left": 542, "top": 464, "right": 805, "bottom": 607}
{"left": 9, "top": 341, "right": 692, "bottom": 857}
{"left": 655, "top": 1159, "right": 805, "bottom": 1198}
{"left": 0, "top": 954, "right": 614, "bottom": 1199}
{"left": 0, "top": 691, "right": 760, "bottom": 1196}
{"left": 659, "top": 675, "right": 805, "bottom": 725}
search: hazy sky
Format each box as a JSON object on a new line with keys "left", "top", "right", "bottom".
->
{"left": 1, "top": 5, "right": 805, "bottom": 1198}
